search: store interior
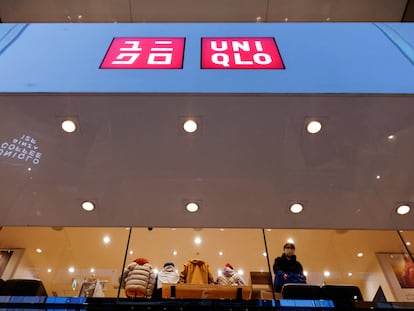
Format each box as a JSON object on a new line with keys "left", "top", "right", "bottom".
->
{"left": 1, "top": 227, "right": 413, "bottom": 301}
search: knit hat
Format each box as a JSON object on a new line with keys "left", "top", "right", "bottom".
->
{"left": 134, "top": 257, "right": 149, "bottom": 265}
{"left": 225, "top": 263, "right": 233, "bottom": 270}
{"left": 283, "top": 243, "right": 295, "bottom": 250}
{"left": 164, "top": 262, "right": 175, "bottom": 268}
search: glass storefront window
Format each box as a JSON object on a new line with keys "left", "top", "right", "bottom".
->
{"left": 0, "top": 227, "right": 412, "bottom": 302}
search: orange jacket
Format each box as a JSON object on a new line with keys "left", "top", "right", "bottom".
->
{"left": 179, "top": 258, "right": 214, "bottom": 284}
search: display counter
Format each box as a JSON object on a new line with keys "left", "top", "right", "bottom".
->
{"left": 162, "top": 283, "right": 252, "bottom": 300}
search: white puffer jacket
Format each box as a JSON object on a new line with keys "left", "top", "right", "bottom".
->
{"left": 122, "top": 259, "right": 155, "bottom": 298}
{"left": 216, "top": 267, "right": 246, "bottom": 286}
{"left": 157, "top": 264, "right": 179, "bottom": 289}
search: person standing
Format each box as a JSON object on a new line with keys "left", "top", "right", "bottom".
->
{"left": 273, "top": 243, "right": 306, "bottom": 292}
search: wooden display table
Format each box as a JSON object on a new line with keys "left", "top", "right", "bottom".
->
{"left": 162, "top": 283, "right": 252, "bottom": 300}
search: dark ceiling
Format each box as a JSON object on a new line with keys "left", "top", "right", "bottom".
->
{"left": 0, "top": 0, "right": 413, "bottom": 23}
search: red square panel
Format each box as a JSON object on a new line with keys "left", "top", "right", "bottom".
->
{"left": 201, "top": 37, "right": 284, "bottom": 69}
{"left": 101, "top": 38, "right": 185, "bottom": 69}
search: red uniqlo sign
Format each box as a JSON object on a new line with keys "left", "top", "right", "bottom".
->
{"left": 201, "top": 37, "right": 284, "bottom": 69}
{"left": 100, "top": 38, "right": 185, "bottom": 69}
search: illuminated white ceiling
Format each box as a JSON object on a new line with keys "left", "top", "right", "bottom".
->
{"left": 1, "top": 94, "right": 414, "bottom": 229}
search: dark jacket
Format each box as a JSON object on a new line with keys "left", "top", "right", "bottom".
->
{"left": 273, "top": 254, "right": 306, "bottom": 292}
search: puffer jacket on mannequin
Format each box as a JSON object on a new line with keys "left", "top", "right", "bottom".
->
{"left": 121, "top": 258, "right": 155, "bottom": 298}
{"left": 179, "top": 258, "right": 214, "bottom": 284}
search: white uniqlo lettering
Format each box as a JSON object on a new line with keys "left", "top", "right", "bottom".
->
{"left": 255, "top": 41, "right": 264, "bottom": 51}
{"left": 234, "top": 53, "right": 253, "bottom": 65}
{"left": 253, "top": 41, "right": 271, "bottom": 64}
{"left": 112, "top": 40, "right": 142, "bottom": 65}
{"left": 148, "top": 40, "right": 173, "bottom": 65}
{"left": 211, "top": 41, "right": 228, "bottom": 51}
{"left": 254, "top": 53, "right": 272, "bottom": 64}
{"left": 212, "top": 53, "right": 230, "bottom": 67}
{"left": 233, "top": 41, "right": 254, "bottom": 64}
{"left": 211, "top": 41, "right": 230, "bottom": 66}
{"left": 233, "top": 41, "right": 253, "bottom": 65}
{"left": 232, "top": 41, "right": 250, "bottom": 51}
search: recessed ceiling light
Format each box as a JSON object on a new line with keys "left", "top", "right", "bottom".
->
{"left": 47, "top": 268, "right": 52, "bottom": 273}
{"left": 173, "top": 251, "right": 177, "bottom": 256}
{"left": 376, "top": 175, "right": 381, "bottom": 180}
{"left": 238, "top": 269, "right": 244, "bottom": 275}
{"left": 357, "top": 252, "right": 364, "bottom": 257}
{"left": 396, "top": 204, "right": 411, "bottom": 215}
{"left": 406, "top": 242, "right": 411, "bottom": 246}
{"left": 348, "top": 272, "right": 353, "bottom": 277}
{"left": 68, "top": 267, "right": 75, "bottom": 273}
{"left": 186, "top": 202, "right": 199, "bottom": 212}
{"left": 290, "top": 203, "right": 304, "bottom": 214}
{"left": 103, "top": 235, "right": 111, "bottom": 244}
{"left": 81, "top": 201, "right": 95, "bottom": 211}
{"left": 194, "top": 236, "right": 202, "bottom": 245}
{"left": 388, "top": 135, "right": 396, "bottom": 140}
{"left": 36, "top": 248, "right": 42, "bottom": 253}
{"left": 61, "top": 120, "right": 77, "bottom": 133}
{"left": 324, "top": 271, "right": 331, "bottom": 277}
{"left": 306, "top": 120, "right": 322, "bottom": 134}
{"left": 262, "top": 252, "right": 267, "bottom": 257}
{"left": 183, "top": 119, "right": 198, "bottom": 133}
{"left": 218, "top": 251, "right": 223, "bottom": 256}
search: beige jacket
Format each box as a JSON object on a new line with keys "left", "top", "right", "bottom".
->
{"left": 122, "top": 261, "right": 155, "bottom": 298}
